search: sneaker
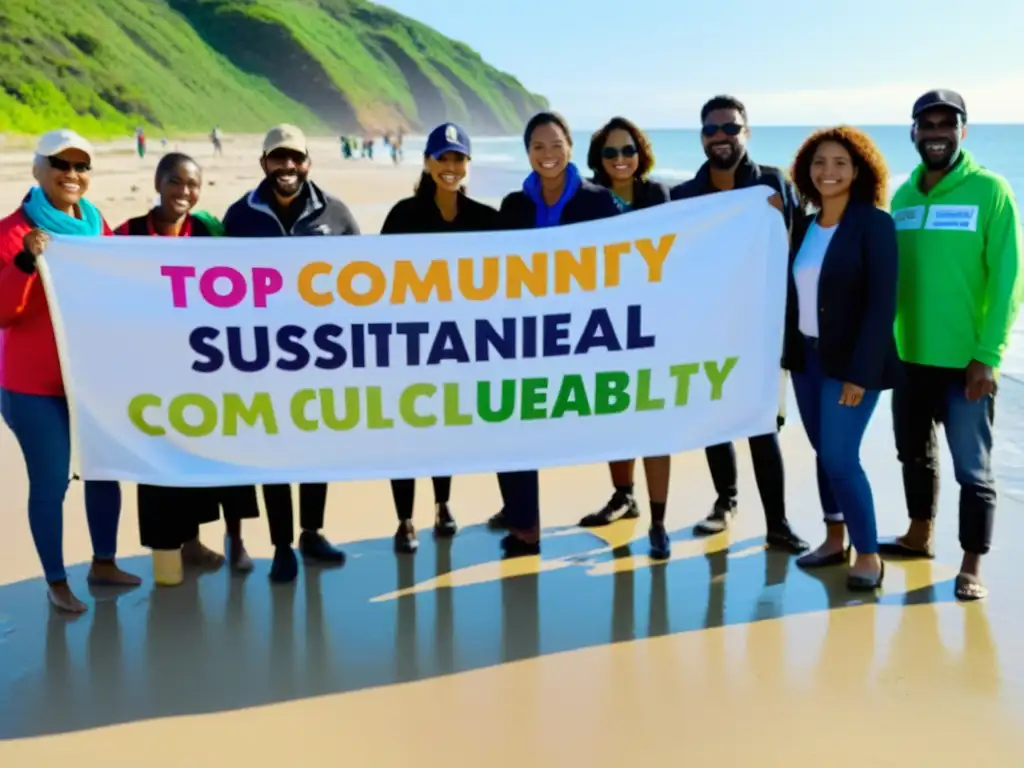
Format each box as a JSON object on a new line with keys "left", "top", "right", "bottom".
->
{"left": 578, "top": 490, "right": 640, "bottom": 527}
{"left": 299, "top": 531, "right": 346, "bottom": 565}
{"left": 434, "top": 503, "right": 458, "bottom": 537}
{"left": 394, "top": 521, "right": 419, "bottom": 554}
{"left": 269, "top": 546, "right": 299, "bottom": 583}
{"left": 694, "top": 501, "right": 736, "bottom": 535}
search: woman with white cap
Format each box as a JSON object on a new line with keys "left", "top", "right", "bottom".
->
{"left": 379, "top": 122, "right": 501, "bottom": 553}
{"left": 0, "top": 129, "right": 141, "bottom": 613}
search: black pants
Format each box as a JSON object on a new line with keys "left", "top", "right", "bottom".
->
{"left": 705, "top": 433, "right": 785, "bottom": 526}
{"left": 390, "top": 477, "right": 452, "bottom": 521}
{"left": 892, "top": 363, "right": 996, "bottom": 554}
{"left": 497, "top": 470, "right": 540, "bottom": 530}
{"left": 138, "top": 484, "right": 259, "bottom": 550}
{"left": 263, "top": 483, "right": 327, "bottom": 548}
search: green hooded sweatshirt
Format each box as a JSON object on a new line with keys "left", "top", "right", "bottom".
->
{"left": 891, "top": 149, "right": 1022, "bottom": 369}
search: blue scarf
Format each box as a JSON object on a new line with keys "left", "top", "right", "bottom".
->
{"left": 22, "top": 186, "right": 103, "bottom": 236}
{"left": 523, "top": 162, "right": 582, "bottom": 228}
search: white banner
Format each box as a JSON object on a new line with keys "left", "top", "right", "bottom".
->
{"left": 41, "top": 186, "right": 787, "bottom": 486}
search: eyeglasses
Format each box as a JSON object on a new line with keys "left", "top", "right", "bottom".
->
{"left": 701, "top": 122, "right": 743, "bottom": 138}
{"left": 601, "top": 145, "right": 638, "bottom": 160}
{"left": 47, "top": 156, "right": 91, "bottom": 173}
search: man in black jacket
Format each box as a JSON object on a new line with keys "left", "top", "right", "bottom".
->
{"left": 223, "top": 124, "right": 359, "bottom": 582}
{"left": 670, "top": 95, "right": 808, "bottom": 554}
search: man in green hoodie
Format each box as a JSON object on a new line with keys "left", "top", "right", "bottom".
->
{"left": 881, "top": 90, "right": 1022, "bottom": 600}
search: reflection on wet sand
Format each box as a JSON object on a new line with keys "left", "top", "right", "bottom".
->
{"left": 0, "top": 518, "right": 980, "bottom": 742}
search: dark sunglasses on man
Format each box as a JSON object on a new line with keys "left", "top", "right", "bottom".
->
{"left": 915, "top": 115, "right": 962, "bottom": 131}
{"left": 47, "top": 156, "right": 91, "bottom": 173}
{"left": 701, "top": 122, "right": 743, "bottom": 138}
{"left": 266, "top": 148, "right": 309, "bottom": 164}
{"left": 601, "top": 145, "right": 638, "bottom": 160}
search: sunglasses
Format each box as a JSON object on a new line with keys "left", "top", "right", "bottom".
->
{"left": 601, "top": 145, "right": 638, "bottom": 160}
{"left": 701, "top": 122, "right": 743, "bottom": 138}
{"left": 915, "top": 117, "right": 961, "bottom": 131}
{"left": 266, "top": 149, "right": 308, "bottom": 164}
{"left": 47, "top": 156, "right": 91, "bottom": 173}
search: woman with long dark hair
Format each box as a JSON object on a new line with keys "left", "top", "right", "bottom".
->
{"left": 380, "top": 123, "right": 500, "bottom": 553}
{"left": 494, "top": 111, "right": 622, "bottom": 557}
{"left": 115, "top": 153, "right": 259, "bottom": 585}
{"left": 0, "top": 129, "right": 140, "bottom": 612}
{"left": 577, "top": 116, "right": 674, "bottom": 558}
{"left": 782, "top": 126, "right": 899, "bottom": 590}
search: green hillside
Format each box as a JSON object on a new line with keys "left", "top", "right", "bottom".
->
{"left": 0, "top": 0, "right": 548, "bottom": 138}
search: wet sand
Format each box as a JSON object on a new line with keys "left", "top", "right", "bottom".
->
{"left": 1, "top": 136, "right": 1023, "bottom": 766}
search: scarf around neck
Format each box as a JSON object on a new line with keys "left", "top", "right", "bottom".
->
{"left": 23, "top": 185, "right": 103, "bottom": 236}
{"left": 523, "top": 162, "right": 582, "bottom": 228}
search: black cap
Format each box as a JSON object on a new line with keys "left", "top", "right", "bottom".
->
{"left": 912, "top": 89, "right": 967, "bottom": 121}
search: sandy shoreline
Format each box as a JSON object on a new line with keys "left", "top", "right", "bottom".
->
{"left": 0, "top": 135, "right": 423, "bottom": 235}
{"left": 3, "top": 133, "right": 1024, "bottom": 766}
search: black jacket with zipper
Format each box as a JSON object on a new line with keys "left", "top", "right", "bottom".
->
{"left": 222, "top": 178, "right": 360, "bottom": 237}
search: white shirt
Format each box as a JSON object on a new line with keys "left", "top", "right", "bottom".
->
{"left": 792, "top": 220, "right": 837, "bottom": 338}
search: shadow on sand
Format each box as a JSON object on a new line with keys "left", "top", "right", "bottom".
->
{"left": 0, "top": 520, "right": 958, "bottom": 740}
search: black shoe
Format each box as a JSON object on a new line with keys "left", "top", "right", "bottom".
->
{"left": 694, "top": 501, "right": 736, "bottom": 535}
{"left": 488, "top": 509, "right": 508, "bottom": 530}
{"left": 500, "top": 534, "right": 539, "bottom": 558}
{"left": 766, "top": 524, "right": 810, "bottom": 554}
{"left": 877, "top": 537, "right": 935, "bottom": 559}
{"left": 269, "top": 546, "right": 298, "bottom": 583}
{"left": 394, "top": 522, "right": 419, "bottom": 554}
{"left": 847, "top": 560, "right": 885, "bottom": 591}
{"left": 299, "top": 531, "right": 346, "bottom": 565}
{"left": 433, "top": 503, "right": 458, "bottom": 537}
{"left": 578, "top": 490, "right": 640, "bottom": 527}
{"left": 796, "top": 546, "right": 851, "bottom": 569}
{"left": 649, "top": 525, "right": 671, "bottom": 560}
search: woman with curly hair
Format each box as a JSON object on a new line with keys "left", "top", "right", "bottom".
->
{"left": 577, "top": 117, "right": 674, "bottom": 559}
{"left": 781, "top": 126, "right": 900, "bottom": 590}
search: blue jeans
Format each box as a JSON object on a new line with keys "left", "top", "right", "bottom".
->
{"left": 791, "top": 340, "right": 881, "bottom": 555}
{"left": 0, "top": 388, "right": 122, "bottom": 582}
{"left": 892, "top": 362, "right": 995, "bottom": 554}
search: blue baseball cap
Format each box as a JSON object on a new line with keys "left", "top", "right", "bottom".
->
{"left": 424, "top": 123, "right": 471, "bottom": 159}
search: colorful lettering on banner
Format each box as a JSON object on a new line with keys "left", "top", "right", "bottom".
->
{"left": 38, "top": 186, "right": 787, "bottom": 486}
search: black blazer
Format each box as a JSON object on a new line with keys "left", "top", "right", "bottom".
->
{"left": 498, "top": 179, "right": 620, "bottom": 229}
{"left": 781, "top": 202, "right": 900, "bottom": 391}
{"left": 629, "top": 178, "right": 670, "bottom": 211}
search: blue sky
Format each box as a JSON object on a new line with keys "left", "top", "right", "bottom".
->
{"left": 377, "top": 0, "right": 1023, "bottom": 127}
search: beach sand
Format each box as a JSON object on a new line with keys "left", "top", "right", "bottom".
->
{"left": 2, "top": 136, "right": 1024, "bottom": 766}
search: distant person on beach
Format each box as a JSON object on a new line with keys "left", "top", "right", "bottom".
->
{"left": 211, "top": 126, "right": 223, "bottom": 156}
{"left": 0, "top": 129, "right": 141, "bottom": 613}
{"left": 782, "top": 126, "right": 899, "bottom": 591}
{"left": 135, "top": 126, "right": 146, "bottom": 158}
{"left": 115, "top": 152, "right": 258, "bottom": 585}
{"left": 670, "top": 95, "right": 808, "bottom": 555}
{"left": 492, "top": 111, "right": 621, "bottom": 558}
{"left": 379, "top": 122, "right": 500, "bottom": 554}
{"left": 881, "top": 90, "right": 1023, "bottom": 601}
{"left": 222, "top": 123, "right": 359, "bottom": 583}
{"left": 579, "top": 116, "right": 673, "bottom": 533}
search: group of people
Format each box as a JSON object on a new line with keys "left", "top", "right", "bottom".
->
{"left": 0, "top": 89, "right": 1018, "bottom": 615}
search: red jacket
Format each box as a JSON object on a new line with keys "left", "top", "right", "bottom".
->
{"left": 0, "top": 207, "right": 112, "bottom": 396}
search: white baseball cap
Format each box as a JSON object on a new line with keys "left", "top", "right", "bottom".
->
{"left": 35, "top": 129, "right": 94, "bottom": 161}
{"left": 263, "top": 124, "right": 308, "bottom": 155}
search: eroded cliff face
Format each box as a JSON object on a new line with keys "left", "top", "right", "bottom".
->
{"left": 1, "top": 0, "right": 548, "bottom": 136}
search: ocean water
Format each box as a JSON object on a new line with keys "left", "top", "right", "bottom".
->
{"left": 402, "top": 124, "right": 1024, "bottom": 498}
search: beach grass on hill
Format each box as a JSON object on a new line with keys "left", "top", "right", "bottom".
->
{"left": 0, "top": 0, "right": 546, "bottom": 140}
